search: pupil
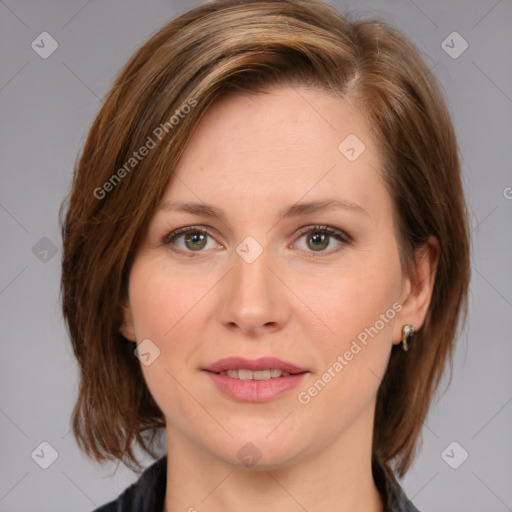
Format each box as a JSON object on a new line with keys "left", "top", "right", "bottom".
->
{"left": 186, "top": 232, "right": 206, "bottom": 250}
{"left": 309, "top": 233, "right": 328, "bottom": 250}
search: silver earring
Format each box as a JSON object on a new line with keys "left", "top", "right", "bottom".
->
{"left": 401, "top": 324, "right": 415, "bottom": 352}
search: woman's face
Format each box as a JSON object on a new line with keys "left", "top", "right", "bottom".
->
{"left": 122, "top": 86, "right": 423, "bottom": 469}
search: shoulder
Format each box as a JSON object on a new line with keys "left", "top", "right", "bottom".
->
{"left": 90, "top": 456, "right": 167, "bottom": 512}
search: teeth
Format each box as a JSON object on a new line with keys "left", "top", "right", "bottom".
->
{"left": 218, "top": 369, "right": 291, "bottom": 380}
{"left": 239, "top": 369, "right": 253, "bottom": 381}
{"left": 253, "top": 370, "right": 271, "bottom": 380}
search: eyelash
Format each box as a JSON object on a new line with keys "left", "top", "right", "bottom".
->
{"left": 161, "top": 224, "right": 352, "bottom": 258}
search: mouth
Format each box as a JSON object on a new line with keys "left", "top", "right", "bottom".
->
{"left": 203, "top": 356, "right": 308, "bottom": 378}
{"left": 211, "top": 368, "right": 294, "bottom": 380}
{"left": 202, "top": 357, "right": 309, "bottom": 402}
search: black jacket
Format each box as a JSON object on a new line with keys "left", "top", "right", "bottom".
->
{"left": 92, "top": 455, "right": 420, "bottom": 512}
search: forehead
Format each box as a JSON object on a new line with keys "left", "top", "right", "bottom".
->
{"left": 161, "top": 86, "right": 387, "bottom": 218}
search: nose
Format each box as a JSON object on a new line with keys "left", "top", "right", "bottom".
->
{"left": 216, "top": 240, "right": 289, "bottom": 336}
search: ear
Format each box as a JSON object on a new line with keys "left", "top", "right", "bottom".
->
{"left": 119, "top": 300, "right": 137, "bottom": 342}
{"left": 393, "top": 236, "right": 440, "bottom": 345}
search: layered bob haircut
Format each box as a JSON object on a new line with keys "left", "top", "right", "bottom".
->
{"left": 61, "top": 0, "right": 470, "bottom": 477}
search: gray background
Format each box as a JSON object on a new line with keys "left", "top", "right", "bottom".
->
{"left": 0, "top": 0, "right": 511, "bottom": 511}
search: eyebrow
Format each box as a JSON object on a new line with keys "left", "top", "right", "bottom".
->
{"left": 158, "top": 199, "right": 369, "bottom": 219}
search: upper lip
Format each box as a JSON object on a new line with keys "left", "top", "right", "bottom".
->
{"left": 203, "top": 357, "right": 308, "bottom": 375}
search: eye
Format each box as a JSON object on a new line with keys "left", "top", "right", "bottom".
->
{"left": 292, "top": 225, "right": 352, "bottom": 256}
{"left": 162, "top": 226, "right": 221, "bottom": 256}
{"left": 162, "top": 224, "right": 352, "bottom": 258}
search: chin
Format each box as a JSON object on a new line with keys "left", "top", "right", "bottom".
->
{"left": 206, "top": 430, "right": 311, "bottom": 471}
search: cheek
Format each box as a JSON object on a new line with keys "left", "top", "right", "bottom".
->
{"left": 128, "top": 254, "right": 207, "bottom": 340}
{"left": 297, "top": 249, "right": 402, "bottom": 353}
{"left": 296, "top": 275, "right": 398, "bottom": 438}
{"left": 293, "top": 248, "right": 402, "bottom": 415}
{"left": 128, "top": 258, "right": 206, "bottom": 426}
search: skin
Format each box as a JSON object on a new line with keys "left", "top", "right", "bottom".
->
{"left": 120, "top": 85, "right": 439, "bottom": 512}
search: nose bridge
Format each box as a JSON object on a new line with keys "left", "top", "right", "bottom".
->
{"left": 217, "top": 236, "right": 287, "bottom": 333}
{"left": 236, "top": 238, "right": 272, "bottom": 297}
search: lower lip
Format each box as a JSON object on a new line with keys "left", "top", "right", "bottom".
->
{"left": 204, "top": 371, "right": 308, "bottom": 403}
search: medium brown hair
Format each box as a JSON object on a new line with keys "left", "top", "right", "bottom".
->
{"left": 60, "top": 0, "right": 470, "bottom": 477}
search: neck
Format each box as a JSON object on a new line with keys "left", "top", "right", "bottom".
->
{"left": 162, "top": 406, "right": 384, "bottom": 512}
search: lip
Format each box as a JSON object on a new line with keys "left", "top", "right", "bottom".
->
{"left": 203, "top": 357, "right": 309, "bottom": 403}
{"left": 204, "top": 356, "right": 307, "bottom": 375}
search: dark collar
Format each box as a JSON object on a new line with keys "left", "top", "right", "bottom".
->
{"left": 372, "top": 455, "right": 421, "bottom": 512}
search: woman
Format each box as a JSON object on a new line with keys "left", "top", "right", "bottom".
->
{"left": 60, "top": 1, "right": 470, "bottom": 511}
